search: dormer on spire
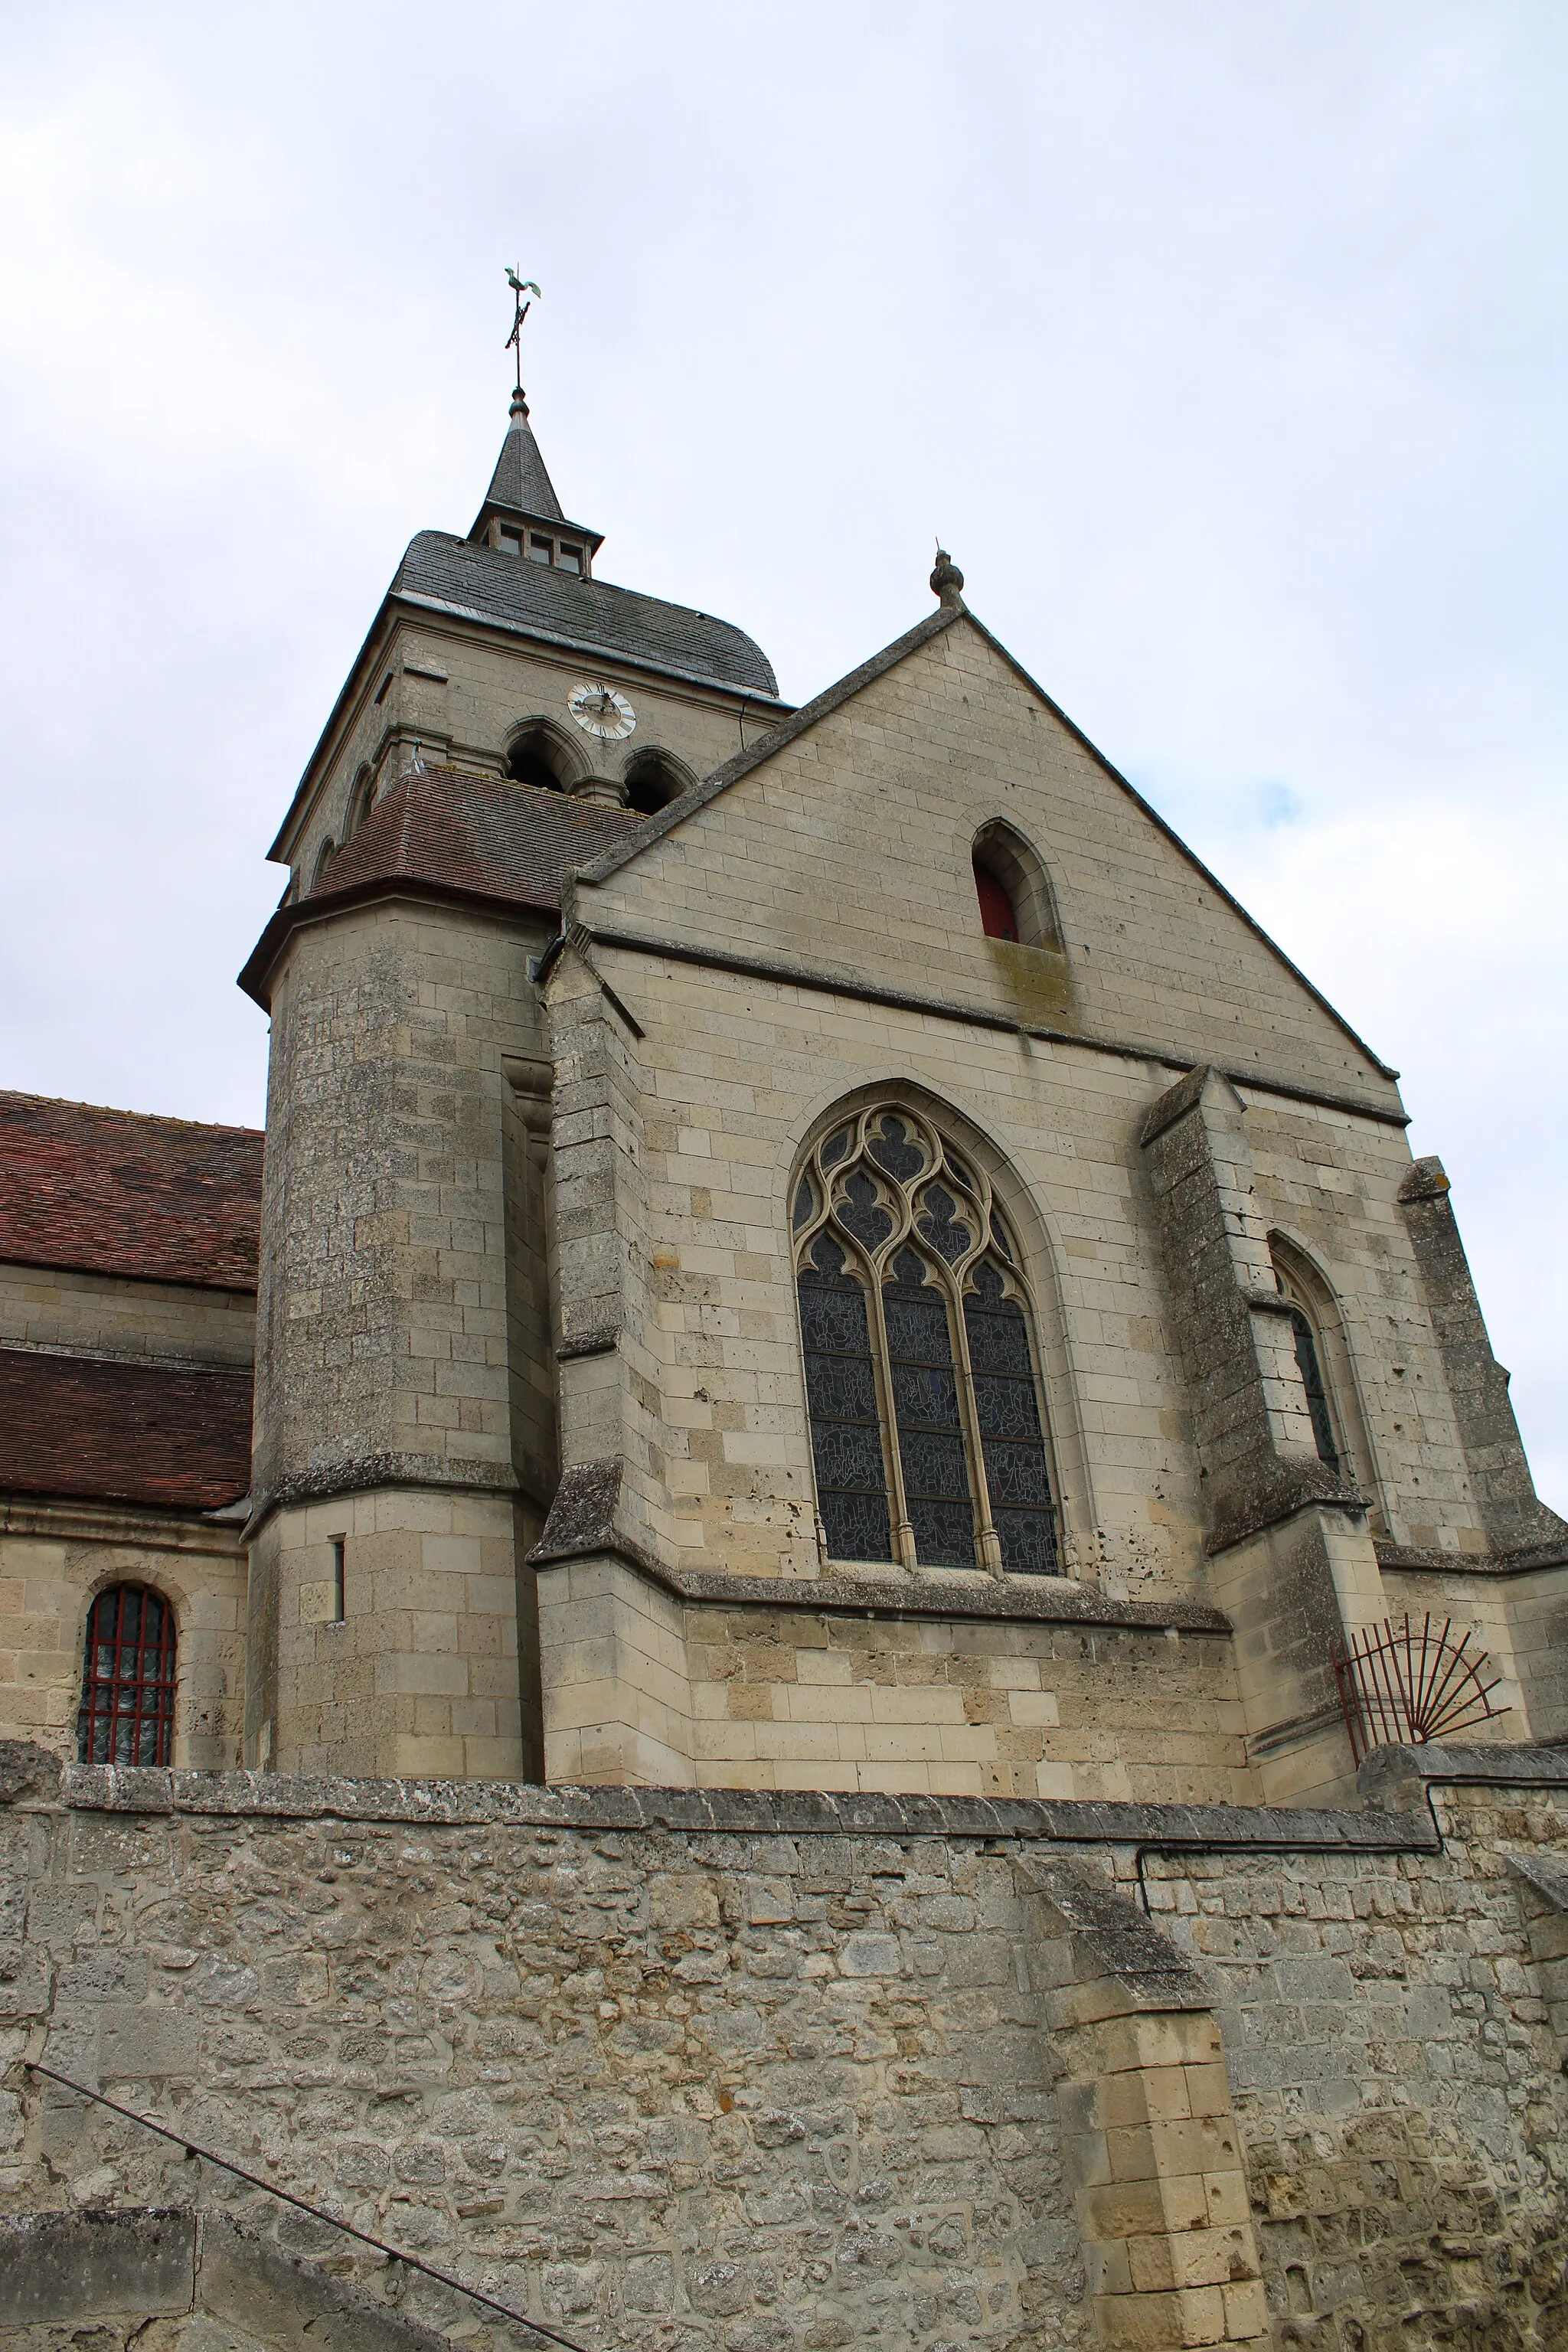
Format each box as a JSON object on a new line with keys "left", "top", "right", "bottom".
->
{"left": 468, "top": 388, "right": 605, "bottom": 577}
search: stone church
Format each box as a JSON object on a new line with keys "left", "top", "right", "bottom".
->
{"left": 2, "top": 377, "right": 1567, "bottom": 2352}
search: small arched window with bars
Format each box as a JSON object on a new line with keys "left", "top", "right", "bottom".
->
{"left": 793, "top": 1106, "right": 1060, "bottom": 1576}
{"left": 77, "top": 1583, "right": 178, "bottom": 1766}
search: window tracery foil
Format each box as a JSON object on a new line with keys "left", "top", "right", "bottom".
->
{"left": 794, "top": 1107, "right": 1060, "bottom": 1576}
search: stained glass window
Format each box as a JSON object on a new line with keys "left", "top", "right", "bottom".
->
{"left": 868, "top": 1115, "right": 926, "bottom": 1184}
{"left": 793, "top": 1103, "right": 1060, "bottom": 1576}
{"left": 798, "top": 1233, "right": 892, "bottom": 1563}
{"left": 965, "top": 1263, "right": 1059, "bottom": 1571}
{"left": 885, "top": 1248, "right": 974, "bottom": 1567}
{"left": 77, "top": 1583, "right": 178, "bottom": 1766}
{"left": 916, "top": 1184, "right": 972, "bottom": 1265}
{"left": 1289, "top": 1308, "right": 1340, "bottom": 1469}
{"left": 838, "top": 1168, "right": 894, "bottom": 1255}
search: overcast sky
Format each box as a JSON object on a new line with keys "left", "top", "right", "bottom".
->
{"left": 2, "top": 1, "right": 1563, "bottom": 1505}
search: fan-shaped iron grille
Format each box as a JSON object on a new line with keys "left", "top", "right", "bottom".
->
{"left": 1331, "top": 1612, "right": 1506, "bottom": 1764}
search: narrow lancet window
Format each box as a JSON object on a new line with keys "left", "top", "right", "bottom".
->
{"left": 884, "top": 1247, "right": 973, "bottom": 1568}
{"left": 797, "top": 1232, "right": 892, "bottom": 1563}
{"left": 1272, "top": 1240, "right": 1355, "bottom": 1479}
{"left": 965, "top": 1263, "right": 1060, "bottom": 1571}
{"left": 794, "top": 1105, "right": 1060, "bottom": 1574}
{"left": 1289, "top": 1308, "right": 1340, "bottom": 1469}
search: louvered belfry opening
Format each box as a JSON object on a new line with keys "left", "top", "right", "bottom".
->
{"left": 77, "top": 1582, "right": 178, "bottom": 1766}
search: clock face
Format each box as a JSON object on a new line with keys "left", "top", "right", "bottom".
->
{"left": 567, "top": 681, "right": 636, "bottom": 742}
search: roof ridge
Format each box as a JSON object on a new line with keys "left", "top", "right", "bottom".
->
{"left": 398, "top": 766, "right": 421, "bottom": 867}
{"left": 0, "top": 1089, "right": 262, "bottom": 1140}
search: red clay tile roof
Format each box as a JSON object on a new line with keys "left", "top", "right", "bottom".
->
{"left": 240, "top": 766, "right": 647, "bottom": 1008}
{"left": 0, "top": 1348, "right": 253, "bottom": 1512}
{"left": 0, "top": 1094, "right": 263, "bottom": 1292}
{"left": 322, "top": 765, "right": 643, "bottom": 905}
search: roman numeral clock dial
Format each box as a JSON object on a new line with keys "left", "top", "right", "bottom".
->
{"left": 567, "top": 681, "right": 636, "bottom": 741}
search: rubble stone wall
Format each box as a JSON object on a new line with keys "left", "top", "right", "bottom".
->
{"left": 3, "top": 1749, "right": 1568, "bottom": 2350}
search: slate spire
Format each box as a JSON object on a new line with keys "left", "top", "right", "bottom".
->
{"left": 467, "top": 386, "right": 604, "bottom": 571}
{"left": 484, "top": 386, "right": 566, "bottom": 524}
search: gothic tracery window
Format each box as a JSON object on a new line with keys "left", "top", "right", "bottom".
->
{"left": 794, "top": 1106, "right": 1059, "bottom": 1575}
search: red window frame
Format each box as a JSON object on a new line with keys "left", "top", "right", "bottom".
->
{"left": 974, "top": 858, "right": 1019, "bottom": 942}
{"left": 77, "top": 1583, "right": 178, "bottom": 1766}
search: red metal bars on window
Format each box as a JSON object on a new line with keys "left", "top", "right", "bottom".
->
{"left": 77, "top": 1583, "right": 177, "bottom": 1766}
{"left": 1331, "top": 1612, "right": 1505, "bottom": 1765}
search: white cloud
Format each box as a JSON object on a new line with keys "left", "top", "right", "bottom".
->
{"left": 0, "top": 0, "right": 1562, "bottom": 1506}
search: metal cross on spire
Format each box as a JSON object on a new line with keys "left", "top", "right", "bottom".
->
{"left": 505, "top": 267, "right": 541, "bottom": 394}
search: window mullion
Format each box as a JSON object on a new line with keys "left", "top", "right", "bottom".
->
{"left": 866, "top": 1262, "right": 917, "bottom": 1571}
{"left": 949, "top": 1267, "right": 1003, "bottom": 1576}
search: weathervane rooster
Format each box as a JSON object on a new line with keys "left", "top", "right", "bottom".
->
{"left": 505, "top": 267, "right": 541, "bottom": 393}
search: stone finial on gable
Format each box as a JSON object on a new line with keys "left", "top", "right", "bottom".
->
{"left": 930, "top": 544, "right": 965, "bottom": 609}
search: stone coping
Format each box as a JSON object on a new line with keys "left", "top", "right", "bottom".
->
{"left": 1376, "top": 1538, "right": 1568, "bottom": 1578}
{"left": 0, "top": 1495, "right": 248, "bottom": 1552}
{"left": 0, "top": 1746, "right": 1435, "bottom": 1852}
{"left": 656, "top": 1563, "right": 1232, "bottom": 1635}
{"left": 1357, "top": 1739, "right": 1568, "bottom": 1808}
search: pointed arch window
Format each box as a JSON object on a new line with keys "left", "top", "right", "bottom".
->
{"left": 972, "top": 822, "right": 1064, "bottom": 952}
{"left": 77, "top": 1583, "right": 177, "bottom": 1766}
{"left": 794, "top": 1106, "right": 1060, "bottom": 1574}
{"left": 345, "top": 763, "right": 376, "bottom": 840}
{"left": 1287, "top": 1307, "right": 1339, "bottom": 1468}
{"left": 504, "top": 720, "right": 581, "bottom": 794}
{"left": 1269, "top": 1240, "right": 1357, "bottom": 1478}
{"left": 623, "top": 748, "right": 693, "bottom": 817}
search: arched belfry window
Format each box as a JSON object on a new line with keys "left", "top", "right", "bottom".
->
{"left": 345, "top": 763, "right": 375, "bottom": 839}
{"left": 794, "top": 1105, "right": 1060, "bottom": 1575}
{"left": 623, "top": 749, "right": 693, "bottom": 817}
{"left": 77, "top": 1583, "right": 178, "bottom": 1766}
{"left": 504, "top": 720, "right": 582, "bottom": 794}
